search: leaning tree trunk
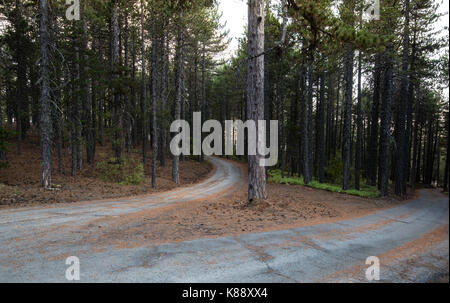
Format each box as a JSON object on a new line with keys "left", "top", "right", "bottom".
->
{"left": 39, "top": 0, "right": 52, "bottom": 188}
{"left": 247, "top": 0, "right": 267, "bottom": 202}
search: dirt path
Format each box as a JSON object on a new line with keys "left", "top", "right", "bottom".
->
{"left": 0, "top": 158, "right": 448, "bottom": 282}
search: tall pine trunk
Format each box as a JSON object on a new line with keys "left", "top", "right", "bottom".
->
{"left": 82, "top": 3, "right": 94, "bottom": 165}
{"left": 379, "top": 44, "right": 394, "bottom": 196}
{"left": 140, "top": 0, "right": 147, "bottom": 164}
{"left": 342, "top": 43, "right": 354, "bottom": 190}
{"left": 303, "top": 64, "right": 313, "bottom": 184}
{"left": 247, "top": 0, "right": 267, "bottom": 202}
{"left": 317, "top": 71, "right": 325, "bottom": 183}
{"left": 172, "top": 10, "right": 184, "bottom": 184}
{"left": 394, "top": 0, "right": 410, "bottom": 196}
{"left": 39, "top": 0, "right": 52, "bottom": 188}
{"left": 355, "top": 51, "right": 363, "bottom": 190}
{"left": 151, "top": 2, "right": 158, "bottom": 188}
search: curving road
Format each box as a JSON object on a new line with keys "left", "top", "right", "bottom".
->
{"left": 0, "top": 157, "right": 448, "bottom": 282}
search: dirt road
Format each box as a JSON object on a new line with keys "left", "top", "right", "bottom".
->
{"left": 0, "top": 157, "right": 448, "bottom": 282}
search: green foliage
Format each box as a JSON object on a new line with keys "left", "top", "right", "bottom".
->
{"left": 325, "top": 152, "right": 344, "bottom": 184}
{"left": 96, "top": 156, "right": 144, "bottom": 185}
{"left": 268, "top": 169, "right": 380, "bottom": 198}
{"left": 0, "top": 128, "right": 15, "bottom": 170}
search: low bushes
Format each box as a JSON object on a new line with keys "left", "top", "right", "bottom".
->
{"left": 268, "top": 169, "right": 380, "bottom": 198}
{"left": 96, "top": 155, "right": 144, "bottom": 185}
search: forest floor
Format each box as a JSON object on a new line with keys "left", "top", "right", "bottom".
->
{"left": 0, "top": 134, "right": 415, "bottom": 241}
{"left": 1, "top": 157, "right": 445, "bottom": 282}
{"left": 0, "top": 134, "right": 212, "bottom": 208}
{"left": 71, "top": 160, "right": 415, "bottom": 247}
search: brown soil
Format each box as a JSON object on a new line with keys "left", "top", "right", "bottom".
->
{"left": 72, "top": 164, "right": 408, "bottom": 249}
{"left": 0, "top": 134, "right": 212, "bottom": 208}
{"left": 1, "top": 137, "right": 414, "bottom": 251}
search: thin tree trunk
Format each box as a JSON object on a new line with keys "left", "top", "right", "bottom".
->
{"left": 151, "top": 1, "right": 158, "bottom": 188}
{"left": 73, "top": 43, "right": 83, "bottom": 170}
{"left": 333, "top": 71, "right": 341, "bottom": 157}
{"left": 39, "top": 0, "right": 52, "bottom": 188}
{"left": 368, "top": 55, "right": 381, "bottom": 186}
{"left": 394, "top": 0, "right": 410, "bottom": 196}
{"left": 140, "top": 0, "right": 147, "bottom": 164}
{"left": 111, "top": 0, "right": 122, "bottom": 162}
{"left": 131, "top": 28, "right": 138, "bottom": 148}
{"left": 410, "top": 96, "right": 420, "bottom": 189}
{"left": 444, "top": 111, "right": 449, "bottom": 192}
{"left": 82, "top": 3, "right": 94, "bottom": 165}
{"left": 0, "top": 76, "right": 5, "bottom": 161}
{"left": 317, "top": 71, "right": 325, "bottom": 183}
{"left": 355, "top": 51, "right": 363, "bottom": 190}
{"left": 180, "top": 41, "right": 186, "bottom": 163}
{"left": 379, "top": 44, "right": 394, "bottom": 196}
{"left": 342, "top": 43, "right": 354, "bottom": 190}
{"left": 172, "top": 10, "right": 183, "bottom": 184}
{"left": 200, "top": 43, "right": 207, "bottom": 162}
{"left": 280, "top": 77, "right": 286, "bottom": 179}
{"left": 326, "top": 72, "right": 334, "bottom": 164}
{"left": 159, "top": 25, "right": 167, "bottom": 167}
{"left": 303, "top": 64, "right": 313, "bottom": 185}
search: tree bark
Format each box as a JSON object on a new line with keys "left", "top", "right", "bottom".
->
{"left": 151, "top": 1, "right": 158, "bottom": 188}
{"left": 368, "top": 55, "right": 381, "bottom": 186}
{"left": 39, "top": 0, "right": 52, "bottom": 188}
{"left": 355, "top": 51, "right": 363, "bottom": 190}
{"left": 444, "top": 109, "right": 449, "bottom": 192}
{"left": 247, "top": 0, "right": 267, "bottom": 202}
{"left": 82, "top": 2, "right": 94, "bottom": 165}
{"left": 317, "top": 71, "right": 325, "bottom": 183}
{"left": 394, "top": 0, "right": 410, "bottom": 196}
{"left": 379, "top": 44, "right": 394, "bottom": 196}
{"left": 173, "top": 10, "right": 184, "bottom": 184}
{"left": 140, "top": 0, "right": 148, "bottom": 165}
{"left": 111, "top": 0, "right": 122, "bottom": 162}
{"left": 303, "top": 64, "right": 313, "bottom": 185}
{"left": 342, "top": 43, "right": 354, "bottom": 190}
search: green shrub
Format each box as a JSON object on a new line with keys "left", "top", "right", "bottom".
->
{"left": 96, "top": 156, "right": 144, "bottom": 185}
{"left": 0, "top": 128, "right": 14, "bottom": 170}
{"left": 325, "top": 153, "right": 344, "bottom": 184}
{"left": 268, "top": 169, "right": 380, "bottom": 198}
